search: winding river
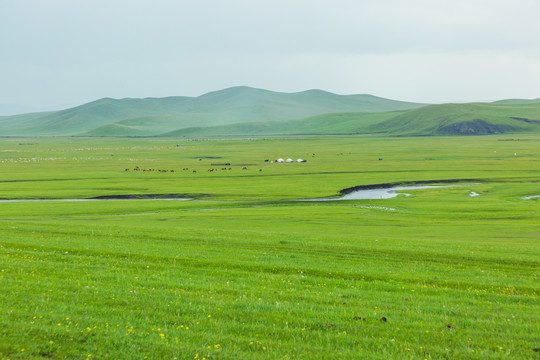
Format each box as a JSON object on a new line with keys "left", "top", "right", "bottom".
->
{"left": 2, "top": 183, "right": 537, "bottom": 203}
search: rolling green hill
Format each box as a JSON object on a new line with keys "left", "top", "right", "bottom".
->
{"left": 163, "top": 111, "right": 404, "bottom": 136}
{"left": 10, "top": 96, "right": 196, "bottom": 136}
{"left": 0, "top": 87, "right": 424, "bottom": 136}
{"left": 166, "top": 102, "right": 540, "bottom": 137}
{"left": 372, "top": 102, "right": 540, "bottom": 136}
{"left": 0, "top": 111, "right": 55, "bottom": 134}
{"left": 2, "top": 88, "right": 540, "bottom": 137}
{"left": 492, "top": 98, "right": 540, "bottom": 105}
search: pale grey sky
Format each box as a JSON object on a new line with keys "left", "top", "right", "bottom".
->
{"left": 2, "top": 0, "right": 540, "bottom": 111}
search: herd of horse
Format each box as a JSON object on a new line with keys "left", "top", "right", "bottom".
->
{"left": 126, "top": 166, "right": 174, "bottom": 172}
{"left": 125, "top": 166, "right": 257, "bottom": 173}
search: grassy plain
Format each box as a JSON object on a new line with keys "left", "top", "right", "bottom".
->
{"left": 0, "top": 135, "right": 538, "bottom": 359}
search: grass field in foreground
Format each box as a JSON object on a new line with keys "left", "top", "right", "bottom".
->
{"left": 0, "top": 135, "right": 538, "bottom": 359}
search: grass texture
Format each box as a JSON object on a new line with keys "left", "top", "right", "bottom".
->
{"left": 0, "top": 135, "right": 538, "bottom": 359}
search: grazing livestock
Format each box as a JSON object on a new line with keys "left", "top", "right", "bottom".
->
{"left": 242, "top": 167, "right": 248, "bottom": 170}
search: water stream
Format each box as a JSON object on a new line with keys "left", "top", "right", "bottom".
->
{"left": 302, "top": 184, "right": 477, "bottom": 201}
{"left": 0, "top": 198, "right": 193, "bottom": 203}
{"left": 5, "top": 184, "right": 528, "bottom": 203}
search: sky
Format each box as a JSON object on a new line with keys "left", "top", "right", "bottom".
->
{"left": 2, "top": 0, "right": 540, "bottom": 112}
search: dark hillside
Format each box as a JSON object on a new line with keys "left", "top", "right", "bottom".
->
{"left": 371, "top": 102, "right": 540, "bottom": 136}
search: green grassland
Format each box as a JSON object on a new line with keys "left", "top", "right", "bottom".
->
{"left": 0, "top": 135, "right": 539, "bottom": 359}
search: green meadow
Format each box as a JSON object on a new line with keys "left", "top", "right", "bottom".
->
{"left": 0, "top": 135, "right": 538, "bottom": 359}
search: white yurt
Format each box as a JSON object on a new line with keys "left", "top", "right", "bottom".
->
{"left": 296, "top": 159, "right": 306, "bottom": 163}
{"left": 286, "top": 158, "right": 294, "bottom": 163}
{"left": 276, "top": 158, "right": 285, "bottom": 163}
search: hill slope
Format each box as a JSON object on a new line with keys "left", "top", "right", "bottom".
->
{"left": 164, "top": 111, "right": 404, "bottom": 136}
{"left": 492, "top": 98, "right": 540, "bottom": 105}
{"left": 164, "top": 102, "right": 540, "bottom": 137}
{"left": 372, "top": 102, "right": 540, "bottom": 136}
{"left": 3, "top": 88, "right": 539, "bottom": 137}
{"left": 0, "top": 87, "right": 425, "bottom": 136}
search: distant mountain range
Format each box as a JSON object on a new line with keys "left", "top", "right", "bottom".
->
{"left": 1, "top": 86, "right": 539, "bottom": 136}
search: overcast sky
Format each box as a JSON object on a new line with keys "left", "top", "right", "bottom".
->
{"left": 2, "top": 0, "right": 540, "bottom": 111}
